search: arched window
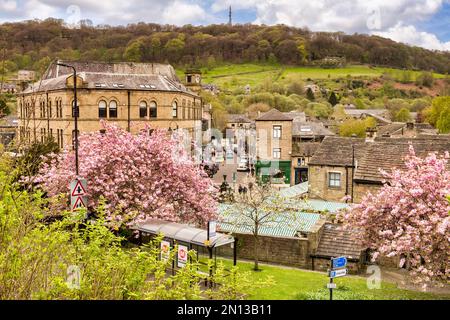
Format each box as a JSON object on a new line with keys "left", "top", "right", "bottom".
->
{"left": 172, "top": 101, "right": 178, "bottom": 118}
{"left": 149, "top": 101, "right": 157, "bottom": 118}
{"left": 109, "top": 100, "right": 117, "bottom": 118}
{"left": 139, "top": 101, "right": 147, "bottom": 118}
{"left": 48, "top": 100, "right": 52, "bottom": 118}
{"left": 98, "top": 100, "right": 107, "bottom": 118}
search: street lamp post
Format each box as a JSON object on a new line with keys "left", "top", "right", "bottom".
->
{"left": 57, "top": 62, "right": 79, "bottom": 176}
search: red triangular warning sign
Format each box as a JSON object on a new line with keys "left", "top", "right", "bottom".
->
{"left": 71, "top": 180, "right": 87, "bottom": 196}
{"left": 72, "top": 196, "right": 86, "bottom": 210}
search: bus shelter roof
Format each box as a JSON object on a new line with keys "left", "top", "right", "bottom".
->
{"left": 134, "top": 219, "right": 234, "bottom": 248}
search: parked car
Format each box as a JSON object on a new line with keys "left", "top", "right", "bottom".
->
{"left": 237, "top": 160, "right": 249, "bottom": 171}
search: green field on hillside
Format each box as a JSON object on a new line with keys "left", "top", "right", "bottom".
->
{"left": 176, "top": 63, "right": 446, "bottom": 91}
{"left": 207, "top": 258, "right": 449, "bottom": 300}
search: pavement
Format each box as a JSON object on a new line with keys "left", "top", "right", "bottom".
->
{"left": 212, "top": 153, "right": 252, "bottom": 190}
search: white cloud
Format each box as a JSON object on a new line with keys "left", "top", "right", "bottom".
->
{"left": 0, "top": 0, "right": 17, "bottom": 12}
{"left": 23, "top": 0, "right": 59, "bottom": 20}
{"left": 212, "top": 0, "right": 449, "bottom": 51}
{"left": 374, "top": 22, "right": 450, "bottom": 50}
{"left": 161, "top": 1, "right": 209, "bottom": 25}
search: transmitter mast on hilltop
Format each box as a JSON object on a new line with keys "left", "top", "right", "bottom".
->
{"left": 228, "top": 6, "right": 232, "bottom": 26}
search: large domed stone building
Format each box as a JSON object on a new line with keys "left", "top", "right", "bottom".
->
{"left": 17, "top": 60, "right": 204, "bottom": 148}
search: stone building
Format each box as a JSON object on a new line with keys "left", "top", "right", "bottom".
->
{"left": 291, "top": 142, "right": 321, "bottom": 185}
{"left": 352, "top": 136, "right": 450, "bottom": 202}
{"left": 17, "top": 60, "right": 203, "bottom": 149}
{"left": 254, "top": 109, "right": 293, "bottom": 185}
{"left": 308, "top": 135, "right": 450, "bottom": 203}
{"left": 226, "top": 114, "right": 253, "bottom": 131}
{"left": 254, "top": 109, "right": 334, "bottom": 186}
{"left": 308, "top": 137, "right": 366, "bottom": 202}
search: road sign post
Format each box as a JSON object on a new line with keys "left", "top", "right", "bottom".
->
{"left": 328, "top": 256, "right": 348, "bottom": 300}
{"left": 70, "top": 178, "right": 88, "bottom": 214}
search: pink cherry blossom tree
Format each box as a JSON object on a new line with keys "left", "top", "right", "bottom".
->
{"left": 341, "top": 146, "right": 449, "bottom": 285}
{"left": 35, "top": 122, "right": 217, "bottom": 228}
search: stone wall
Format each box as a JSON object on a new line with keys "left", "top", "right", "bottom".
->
{"left": 311, "top": 257, "right": 364, "bottom": 274}
{"left": 217, "top": 233, "right": 312, "bottom": 268}
{"left": 353, "top": 182, "right": 382, "bottom": 203}
{"left": 308, "top": 164, "right": 354, "bottom": 202}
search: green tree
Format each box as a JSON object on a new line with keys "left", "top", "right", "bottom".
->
{"left": 425, "top": 96, "right": 450, "bottom": 127}
{"left": 436, "top": 104, "right": 450, "bottom": 133}
{"left": 305, "top": 102, "right": 333, "bottom": 119}
{"left": 207, "top": 55, "right": 217, "bottom": 70}
{"left": 164, "top": 38, "right": 185, "bottom": 61}
{"left": 328, "top": 91, "right": 339, "bottom": 106}
{"left": 286, "top": 81, "right": 304, "bottom": 95}
{"left": 394, "top": 107, "right": 412, "bottom": 122}
{"left": 416, "top": 71, "right": 434, "bottom": 87}
{"left": 386, "top": 98, "right": 410, "bottom": 120}
{"left": 124, "top": 39, "right": 144, "bottom": 62}
{"left": 339, "top": 119, "right": 367, "bottom": 138}
{"left": 267, "top": 53, "right": 278, "bottom": 65}
{"left": 0, "top": 95, "right": 10, "bottom": 115}
{"left": 306, "top": 87, "right": 315, "bottom": 101}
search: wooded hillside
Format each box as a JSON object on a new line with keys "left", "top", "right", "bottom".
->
{"left": 0, "top": 19, "right": 449, "bottom": 74}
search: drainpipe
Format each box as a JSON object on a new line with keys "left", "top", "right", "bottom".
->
{"left": 127, "top": 91, "right": 131, "bottom": 132}
{"left": 46, "top": 92, "right": 50, "bottom": 138}
{"left": 345, "top": 166, "right": 349, "bottom": 203}
{"left": 351, "top": 145, "right": 355, "bottom": 203}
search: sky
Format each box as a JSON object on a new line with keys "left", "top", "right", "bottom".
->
{"left": 0, "top": 0, "right": 449, "bottom": 51}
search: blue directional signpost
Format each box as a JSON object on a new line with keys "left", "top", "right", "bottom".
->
{"left": 331, "top": 256, "right": 347, "bottom": 269}
{"left": 328, "top": 256, "right": 348, "bottom": 300}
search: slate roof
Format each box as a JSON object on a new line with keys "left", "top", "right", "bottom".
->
{"left": 256, "top": 108, "right": 292, "bottom": 121}
{"left": 354, "top": 136, "right": 450, "bottom": 183}
{"left": 283, "top": 111, "right": 306, "bottom": 122}
{"left": 292, "top": 122, "right": 335, "bottom": 138}
{"left": 228, "top": 114, "right": 252, "bottom": 123}
{"left": 292, "top": 142, "right": 321, "bottom": 157}
{"left": 377, "top": 122, "right": 406, "bottom": 136}
{"left": 314, "top": 223, "right": 363, "bottom": 260}
{"left": 44, "top": 60, "right": 179, "bottom": 80}
{"left": 22, "top": 60, "right": 193, "bottom": 95}
{"left": 344, "top": 109, "right": 388, "bottom": 117}
{"left": 308, "top": 137, "right": 367, "bottom": 167}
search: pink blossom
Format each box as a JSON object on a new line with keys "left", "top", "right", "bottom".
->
{"left": 340, "top": 146, "right": 450, "bottom": 284}
{"left": 35, "top": 121, "right": 218, "bottom": 228}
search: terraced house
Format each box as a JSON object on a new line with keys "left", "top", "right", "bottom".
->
{"left": 254, "top": 108, "right": 334, "bottom": 186}
{"left": 308, "top": 135, "right": 450, "bottom": 203}
{"left": 17, "top": 61, "right": 204, "bottom": 148}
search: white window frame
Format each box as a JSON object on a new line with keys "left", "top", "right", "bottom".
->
{"left": 172, "top": 101, "right": 178, "bottom": 118}
{"left": 273, "top": 148, "right": 281, "bottom": 159}
{"left": 328, "top": 171, "right": 341, "bottom": 188}
{"left": 273, "top": 125, "right": 282, "bottom": 139}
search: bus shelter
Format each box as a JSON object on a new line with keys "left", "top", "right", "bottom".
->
{"left": 134, "top": 219, "right": 237, "bottom": 275}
